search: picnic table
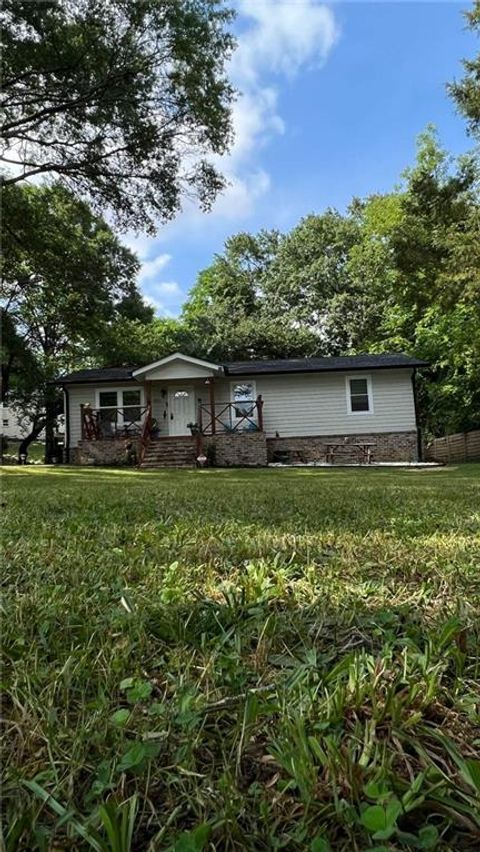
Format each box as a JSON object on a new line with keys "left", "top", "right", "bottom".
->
{"left": 325, "top": 441, "right": 376, "bottom": 465}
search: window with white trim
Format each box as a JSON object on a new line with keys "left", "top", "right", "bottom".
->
{"left": 231, "top": 381, "right": 256, "bottom": 418}
{"left": 346, "top": 376, "right": 373, "bottom": 414}
{"left": 96, "top": 387, "right": 143, "bottom": 429}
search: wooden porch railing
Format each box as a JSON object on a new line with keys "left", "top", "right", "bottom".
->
{"left": 198, "top": 395, "right": 264, "bottom": 436}
{"left": 80, "top": 403, "right": 151, "bottom": 441}
{"left": 138, "top": 402, "right": 152, "bottom": 466}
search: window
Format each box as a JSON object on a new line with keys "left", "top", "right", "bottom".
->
{"left": 99, "top": 391, "right": 118, "bottom": 408}
{"left": 231, "top": 382, "right": 256, "bottom": 418}
{"left": 174, "top": 390, "right": 189, "bottom": 399}
{"left": 122, "top": 389, "right": 141, "bottom": 423}
{"left": 346, "top": 376, "right": 373, "bottom": 414}
{"left": 96, "top": 387, "right": 143, "bottom": 432}
{"left": 98, "top": 391, "right": 119, "bottom": 429}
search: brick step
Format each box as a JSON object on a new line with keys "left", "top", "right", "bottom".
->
{"left": 143, "top": 449, "right": 196, "bottom": 458}
{"left": 140, "top": 438, "right": 197, "bottom": 468}
{"left": 141, "top": 462, "right": 194, "bottom": 468}
{"left": 144, "top": 446, "right": 195, "bottom": 453}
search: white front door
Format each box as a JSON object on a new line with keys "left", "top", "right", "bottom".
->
{"left": 168, "top": 386, "right": 196, "bottom": 436}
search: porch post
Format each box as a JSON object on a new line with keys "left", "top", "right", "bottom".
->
{"left": 208, "top": 377, "right": 216, "bottom": 435}
{"left": 257, "top": 394, "right": 264, "bottom": 432}
{"left": 145, "top": 380, "right": 152, "bottom": 406}
{"left": 80, "top": 404, "right": 85, "bottom": 439}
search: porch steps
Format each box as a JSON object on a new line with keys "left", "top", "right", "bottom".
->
{"left": 140, "top": 437, "right": 197, "bottom": 469}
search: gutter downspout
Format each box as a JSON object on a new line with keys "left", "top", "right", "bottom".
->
{"left": 63, "top": 385, "right": 70, "bottom": 464}
{"left": 411, "top": 368, "right": 423, "bottom": 461}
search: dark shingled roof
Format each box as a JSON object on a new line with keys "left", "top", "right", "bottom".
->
{"left": 56, "top": 366, "right": 136, "bottom": 384}
{"left": 56, "top": 353, "right": 427, "bottom": 384}
{"left": 224, "top": 353, "right": 428, "bottom": 375}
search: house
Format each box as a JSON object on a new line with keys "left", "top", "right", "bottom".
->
{"left": 1, "top": 404, "right": 44, "bottom": 442}
{"left": 56, "top": 351, "right": 427, "bottom": 467}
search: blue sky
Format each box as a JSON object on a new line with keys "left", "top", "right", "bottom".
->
{"left": 128, "top": 1, "right": 477, "bottom": 318}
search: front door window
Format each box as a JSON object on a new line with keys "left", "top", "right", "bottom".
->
{"left": 168, "top": 387, "right": 195, "bottom": 435}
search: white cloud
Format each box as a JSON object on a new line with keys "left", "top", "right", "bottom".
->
{"left": 210, "top": 169, "right": 271, "bottom": 219}
{"left": 133, "top": 2, "right": 339, "bottom": 302}
{"left": 144, "top": 296, "right": 176, "bottom": 317}
{"left": 137, "top": 253, "right": 171, "bottom": 283}
{"left": 142, "top": 279, "right": 183, "bottom": 317}
{"left": 153, "top": 280, "right": 181, "bottom": 296}
{"left": 233, "top": 0, "right": 338, "bottom": 82}
{"left": 205, "top": 0, "right": 339, "bottom": 218}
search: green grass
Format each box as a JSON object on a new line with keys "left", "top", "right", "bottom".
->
{"left": 2, "top": 439, "right": 46, "bottom": 463}
{"left": 2, "top": 465, "right": 480, "bottom": 851}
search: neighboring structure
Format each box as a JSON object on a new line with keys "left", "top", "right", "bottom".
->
{"left": 0, "top": 404, "right": 43, "bottom": 442}
{"left": 56, "top": 352, "right": 427, "bottom": 467}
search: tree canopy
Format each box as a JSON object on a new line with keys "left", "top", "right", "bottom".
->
{"left": 448, "top": 1, "right": 480, "bottom": 140}
{"left": 1, "top": 182, "right": 151, "bottom": 458}
{"left": 180, "top": 129, "right": 480, "bottom": 436}
{"left": 1, "top": 0, "right": 235, "bottom": 231}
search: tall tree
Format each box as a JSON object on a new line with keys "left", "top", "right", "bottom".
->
{"left": 448, "top": 2, "right": 480, "bottom": 140}
{"left": 348, "top": 129, "right": 480, "bottom": 434}
{"left": 182, "top": 215, "right": 365, "bottom": 359}
{"left": 182, "top": 231, "right": 321, "bottom": 360}
{"left": 92, "top": 317, "right": 195, "bottom": 368}
{"left": 1, "top": 183, "right": 150, "bottom": 459}
{"left": 1, "top": 0, "right": 235, "bottom": 231}
{"left": 263, "top": 211, "right": 362, "bottom": 352}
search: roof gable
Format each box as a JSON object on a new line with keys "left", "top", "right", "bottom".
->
{"left": 132, "top": 352, "right": 222, "bottom": 379}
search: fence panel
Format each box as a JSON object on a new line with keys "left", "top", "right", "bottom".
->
{"left": 426, "top": 429, "right": 480, "bottom": 463}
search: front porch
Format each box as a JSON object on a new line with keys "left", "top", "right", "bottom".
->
{"left": 79, "top": 393, "right": 265, "bottom": 468}
{"left": 80, "top": 390, "right": 265, "bottom": 438}
{"left": 78, "top": 353, "right": 266, "bottom": 467}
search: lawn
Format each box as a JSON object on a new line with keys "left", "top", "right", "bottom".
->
{"left": 2, "top": 439, "right": 46, "bottom": 463}
{"left": 2, "top": 465, "right": 480, "bottom": 851}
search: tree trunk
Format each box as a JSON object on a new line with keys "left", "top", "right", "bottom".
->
{"left": 18, "top": 418, "right": 46, "bottom": 462}
{"left": 44, "top": 383, "right": 57, "bottom": 463}
{"left": 17, "top": 395, "right": 63, "bottom": 463}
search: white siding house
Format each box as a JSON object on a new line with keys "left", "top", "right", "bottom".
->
{"left": 1, "top": 404, "right": 45, "bottom": 441}
{"left": 208, "top": 369, "right": 416, "bottom": 438}
{"left": 58, "top": 352, "right": 426, "bottom": 466}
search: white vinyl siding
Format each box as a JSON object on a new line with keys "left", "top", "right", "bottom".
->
{"left": 67, "top": 384, "right": 95, "bottom": 449}
{"left": 215, "top": 369, "right": 416, "bottom": 437}
{"left": 66, "top": 368, "right": 416, "bottom": 450}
